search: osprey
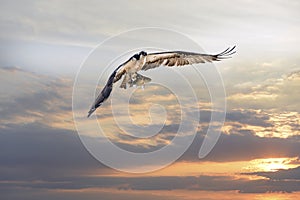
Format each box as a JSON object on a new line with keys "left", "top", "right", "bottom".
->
{"left": 87, "top": 46, "right": 236, "bottom": 117}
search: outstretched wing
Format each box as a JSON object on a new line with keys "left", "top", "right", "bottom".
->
{"left": 87, "top": 58, "right": 131, "bottom": 117}
{"left": 87, "top": 70, "right": 116, "bottom": 117}
{"left": 142, "top": 46, "right": 236, "bottom": 71}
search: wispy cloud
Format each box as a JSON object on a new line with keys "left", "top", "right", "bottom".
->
{"left": 0, "top": 67, "right": 74, "bottom": 130}
{"left": 227, "top": 69, "right": 300, "bottom": 112}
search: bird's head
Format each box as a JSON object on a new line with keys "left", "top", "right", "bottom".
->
{"left": 139, "top": 51, "right": 147, "bottom": 56}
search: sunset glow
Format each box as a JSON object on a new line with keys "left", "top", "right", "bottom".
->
{"left": 244, "top": 157, "right": 299, "bottom": 172}
{"left": 1, "top": 0, "right": 300, "bottom": 200}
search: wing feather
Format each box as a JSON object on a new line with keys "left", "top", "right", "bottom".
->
{"left": 87, "top": 58, "right": 131, "bottom": 117}
{"left": 142, "top": 46, "right": 236, "bottom": 71}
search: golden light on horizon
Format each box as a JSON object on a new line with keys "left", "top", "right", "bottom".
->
{"left": 243, "top": 157, "right": 299, "bottom": 172}
{"left": 91, "top": 157, "right": 300, "bottom": 178}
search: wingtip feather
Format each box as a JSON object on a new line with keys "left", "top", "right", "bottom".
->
{"left": 216, "top": 46, "right": 236, "bottom": 59}
{"left": 87, "top": 108, "right": 96, "bottom": 118}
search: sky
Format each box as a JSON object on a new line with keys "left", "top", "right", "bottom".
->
{"left": 1, "top": 0, "right": 300, "bottom": 199}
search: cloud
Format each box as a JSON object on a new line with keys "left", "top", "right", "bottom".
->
{"left": 0, "top": 122, "right": 112, "bottom": 180}
{"left": 2, "top": 172, "right": 300, "bottom": 194}
{"left": 244, "top": 166, "right": 300, "bottom": 181}
{"left": 5, "top": 188, "right": 298, "bottom": 200}
{"left": 1, "top": 0, "right": 300, "bottom": 77}
{"left": 0, "top": 38, "right": 91, "bottom": 75}
{"left": 1, "top": 0, "right": 299, "bottom": 45}
{"left": 225, "top": 109, "right": 272, "bottom": 127}
{"left": 0, "top": 66, "right": 74, "bottom": 130}
{"left": 223, "top": 109, "right": 300, "bottom": 138}
{"left": 1, "top": 67, "right": 299, "bottom": 165}
{"left": 227, "top": 69, "right": 300, "bottom": 112}
{"left": 181, "top": 128, "right": 300, "bottom": 163}
{"left": 1, "top": 65, "right": 300, "bottom": 199}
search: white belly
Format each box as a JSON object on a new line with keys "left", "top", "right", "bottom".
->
{"left": 126, "top": 58, "right": 146, "bottom": 74}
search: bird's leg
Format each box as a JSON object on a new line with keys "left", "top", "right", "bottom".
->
{"left": 129, "top": 73, "right": 133, "bottom": 87}
{"left": 120, "top": 74, "right": 129, "bottom": 89}
{"left": 129, "top": 78, "right": 134, "bottom": 87}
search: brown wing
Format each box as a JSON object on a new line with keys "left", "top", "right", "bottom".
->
{"left": 142, "top": 46, "right": 236, "bottom": 71}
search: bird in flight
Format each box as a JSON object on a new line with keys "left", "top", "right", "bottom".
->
{"left": 87, "top": 46, "right": 236, "bottom": 117}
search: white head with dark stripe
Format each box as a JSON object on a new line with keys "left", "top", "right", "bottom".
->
{"left": 131, "top": 51, "right": 147, "bottom": 61}
{"left": 139, "top": 51, "right": 147, "bottom": 57}
{"left": 139, "top": 51, "right": 147, "bottom": 65}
